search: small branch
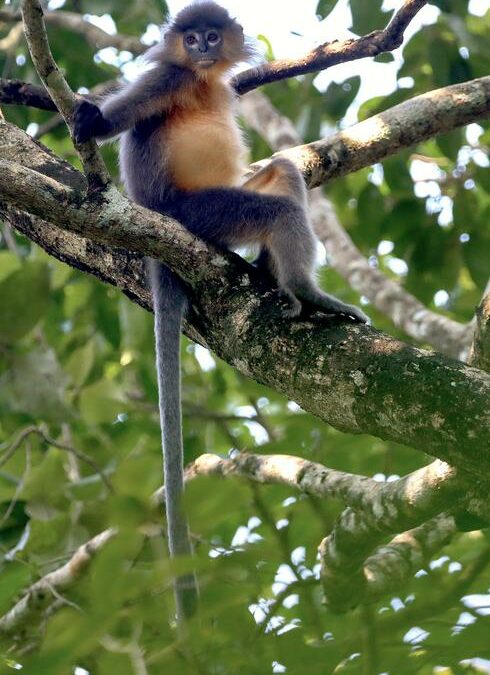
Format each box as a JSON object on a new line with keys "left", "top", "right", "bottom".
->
{"left": 0, "top": 424, "right": 113, "bottom": 492}
{"left": 4, "top": 1, "right": 424, "bottom": 97}
{"left": 21, "top": 0, "right": 110, "bottom": 188}
{"left": 0, "top": 78, "right": 56, "bottom": 111}
{"left": 0, "top": 22, "right": 24, "bottom": 53}
{"left": 0, "top": 7, "right": 146, "bottom": 55}
{"left": 317, "top": 458, "right": 466, "bottom": 611}
{"left": 187, "top": 452, "right": 466, "bottom": 513}
{"left": 468, "top": 291, "right": 490, "bottom": 372}
{"left": 0, "top": 529, "right": 116, "bottom": 636}
{"left": 362, "top": 514, "right": 456, "bottom": 604}
{"left": 317, "top": 458, "right": 465, "bottom": 611}
{"left": 186, "top": 453, "right": 466, "bottom": 610}
{"left": 232, "top": 0, "right": 428, "bottom": 94}
{"left": 184, "top": 452, "right": 380, "bottom": 504}
{"left": 0, "top": 425, "right": 38, "bottom": 468}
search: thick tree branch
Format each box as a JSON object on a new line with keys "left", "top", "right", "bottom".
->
{"left": 0, "top": 122, "right": 489, "bottom": 475}
{"left": 241, "top": 90, "right": 475, "bottom": 358}
{"left": 232, "top": 0, "right": 428, "bottom": 94}
{"left": 1, "top": 73, "right": 483, "bottom": 356}
{"left": 184, "top": 454, "right": 466, "bottom": 514}
{"left": 1, "top": 70, "right": 488, "bottom": 205}
{"left": 185, "top": 453, "right": 475, "bottom": 609}
{"left": 21, "top": 0, "right": 109, "bottom": 188}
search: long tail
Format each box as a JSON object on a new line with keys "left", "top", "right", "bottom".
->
{"left": 149, "top": 259, "right": 198, "bottom": 622}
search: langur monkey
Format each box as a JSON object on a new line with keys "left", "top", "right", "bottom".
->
{"left": 74, "top": 1, "right": 367, "bottom": 620}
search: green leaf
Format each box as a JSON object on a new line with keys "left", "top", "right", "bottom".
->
{"left": 0, "top": 251, "right": 21, "bottom": 283}
{"left": 316, "top": 0, "right": 338, "bottom": 20}
{"left": 0, "top": 347, "right": 69, "bottom": 422}
{"left": 349, "top": 0, "right": 393, "bottom": 35}
{"left": 324, "top": 76, "right": 361, "bottom": 120}
{"left": 65, "top": 339, "right": 96, "bottom": 389}
{"left": 0, "top": 262, "right": 50, "bottom": 345}
{"left": 79, "top": 379, "right": 126, "bottom": 425}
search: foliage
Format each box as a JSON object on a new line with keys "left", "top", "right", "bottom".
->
{"left": 0, "top": 0, "right": 489, "bottom": 673}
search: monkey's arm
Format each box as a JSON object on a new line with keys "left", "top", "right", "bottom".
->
{"left": 73, "top": 65, "right": 189, "bottom": 143}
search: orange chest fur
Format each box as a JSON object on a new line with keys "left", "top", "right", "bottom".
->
{"left": 162, "top": 84, "right": 247, "bottom": 191}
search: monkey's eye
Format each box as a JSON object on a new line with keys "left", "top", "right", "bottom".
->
{"left": 207, "top": 32, "right": 220, "bottom": 44}
{"left": 185, "top": 35, "right": 197, "bottom": 46}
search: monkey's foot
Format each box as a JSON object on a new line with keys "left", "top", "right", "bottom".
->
{"left": 279, "top": 290, "right": 302, "bottom": 318}
{"left": 295, "top": 286, "right": 369, "bottom": 324}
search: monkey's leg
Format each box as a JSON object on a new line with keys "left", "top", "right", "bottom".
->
{"left": 243, "top": 160, "right": 368, "bottom": 322}
{"left": 245, "top": 158, "right": 307, "bottom": 280}
{"left": 171, "top": 188, "right": 367, "bottom": 322}
{"left": 242, "top": 157, "right": 307, "bottom": 207}
{"left": 264, "top": 208, "right": 368, "bottom": 322}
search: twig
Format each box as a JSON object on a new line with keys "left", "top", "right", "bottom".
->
{"left": 232, "top": 0, "right": 429, "bottom": 94}
{"left": 0, "top": 8, "right": 146, "bottom": 54}
{"left": 21, "top": 0, "right": 110, "bottom": 188}
{"left": 0, "top": 529, "right": 116, "bottom": 636}
{"left": 0, "top": 424, "right": 113, "bottom": 492}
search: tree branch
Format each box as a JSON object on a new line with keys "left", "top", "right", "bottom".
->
{"left": 0, "top": 78, "right": 57, "bottom": 111}
{"left": 21, "top": 0, "right": 109, "bottom": 188}
{"left": 361, "top": 514, "right": 456, "bottom": 604}
{"left": 1, "top": 73, "right": 484, "bottom": 357}
{"left": 185, "top": 452, "right": 470, "bottom": 609}
{"left": 184, "top": 453, "right": 465, "bottom": 513}
{"left": 0, "top": 529, "right": 116, "bottom": 636}
{"left": 0, "top": 7, "right": 146, "bottom": 55}
{"left": 2, "top": 1, "right": 425, "bottom": 98}
{"left": 0, "top": 122, "right": 489, "bottom": 474}
{"left": 276, "top": 77, "right": 490, "bottom": 189}
{"left": 468, "top": 292, "right": 490, "bottom": 372}
{"left": 232, "top": 0, "right": 429, "bottom": 94}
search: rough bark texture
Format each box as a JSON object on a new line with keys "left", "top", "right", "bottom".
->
{"left": 469, "top": 293, "right": 490, "bottom": 373}
{"left": 0, "top": 120, "right": 489, "bottom": 476}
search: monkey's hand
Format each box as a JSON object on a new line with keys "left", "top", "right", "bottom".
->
{"left": 73, "top": 100, "right": 110, "bottom": 143}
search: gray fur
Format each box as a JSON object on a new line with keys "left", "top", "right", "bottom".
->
{"left": 72, "top": 0, "right": 367, "bottom": 623}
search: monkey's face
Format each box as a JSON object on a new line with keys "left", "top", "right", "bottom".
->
{"left": 183, "top": 28, "right": 223, "bottom": 69}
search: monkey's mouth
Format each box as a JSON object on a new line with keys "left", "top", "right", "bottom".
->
{"left": 195, "top": 59, "right": 217, "bottom": 68}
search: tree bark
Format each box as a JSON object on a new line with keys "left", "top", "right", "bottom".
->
{"left": 0, "top": 120, "right": 489, "bottom": 475}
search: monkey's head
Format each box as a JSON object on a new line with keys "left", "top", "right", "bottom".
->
{"left": 154, "top": 2, "right": 254, "bottom": 72}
